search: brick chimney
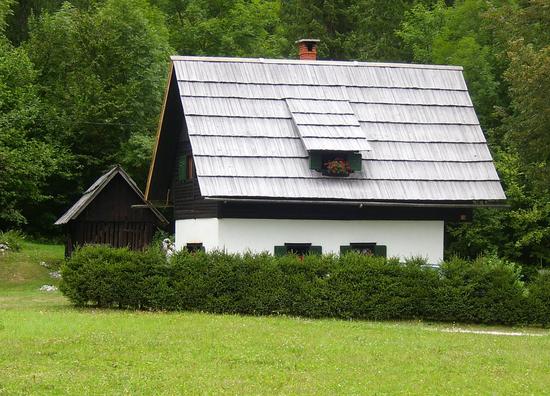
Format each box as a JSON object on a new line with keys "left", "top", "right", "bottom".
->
{"left": 296, "top": 39, "right": 320, "bottom": 60}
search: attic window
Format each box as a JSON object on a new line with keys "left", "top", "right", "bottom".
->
{"left": 309, "top": 151, "right": 362, "bottom": 176}
{"left": 186, "top": 156, "right": 193, "bottom": 179}
{"left": 178, "top": 155, "right": 194, "bottom": 182}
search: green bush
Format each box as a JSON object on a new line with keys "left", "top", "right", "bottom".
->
{"left": 327, "top": 253, "right": 439, "bottom": 320}
{"left": 61, "top": 246, "right": 547, "bottom": 325}
{"left": 0, "top": 230, "right": 25, "bottom": 252}
{"left": 60, "top": 245, "right": 165, "bottom": 308}
{"left": 431, "top": 255, "right": 528, "bottom": 324}
{"left": 527, "top": 270, "right": 550, "bottom": 326}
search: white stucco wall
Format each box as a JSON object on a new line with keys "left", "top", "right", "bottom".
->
{"left": 175, "top": 218, "right": 444, "bottom": 263}
{"left": 175, "top": 218, "right": 219, "bottom": 252}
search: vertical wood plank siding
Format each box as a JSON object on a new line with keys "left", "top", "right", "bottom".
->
{"left": 66, "top": 174, "right": 163, "bottom": 255}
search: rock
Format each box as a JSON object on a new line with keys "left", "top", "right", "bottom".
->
{"left": 40, "top": 261, "right": 48, "bottom": 267}
{"left": 49, "top": 271, "right": 62, "bottom": 279}
{"left": 39, "top": 285, "right": 58, "bottom": 292}
{"left": 0, "top": 243, "right": 9, "bottom": 254}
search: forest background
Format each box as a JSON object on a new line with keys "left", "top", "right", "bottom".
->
{"left": 1, "top": 0, "right": 548, "bottom": 268}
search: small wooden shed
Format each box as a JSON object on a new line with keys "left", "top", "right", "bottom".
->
{"left": 55, "top": 165, "right": 168, "bottom": 256}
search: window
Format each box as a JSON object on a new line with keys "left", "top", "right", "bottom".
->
{"left": 309, "top": 151, "right": 362, "bottom": 175}
{"left": 186, "top": 155, "right": 194, "bottom": 180}
{"left": 351, "top": 243, "right": 376, "bottom": 255}
{"left": 186, "top": 243, "right": 204, "bottom": 253}
{"left": 274, "top": 243, "right": 322, "bottom": 257}
{"left": 178, "top": 155, "right": 194, "bottom": 182}
{"left": 340, "top": 243, "right": 387, "bottom": 257}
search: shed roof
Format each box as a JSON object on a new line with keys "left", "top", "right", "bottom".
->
{"left": 147, "top": 56, "right": 505, "bottom": 203}
{"left": 55, "top": 165, "right": 168, "bottom": 225}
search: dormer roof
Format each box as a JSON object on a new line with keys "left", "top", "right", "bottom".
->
{"left": 286, "top": 98, "right": 371, "bottom": 152}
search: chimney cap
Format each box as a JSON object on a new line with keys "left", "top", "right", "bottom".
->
{"left": 295, "top": 38, "right": 320, "bottom": 44}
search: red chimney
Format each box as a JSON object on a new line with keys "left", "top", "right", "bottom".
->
{"left": 296, "top": 39, "right": 320, "bottom": 60}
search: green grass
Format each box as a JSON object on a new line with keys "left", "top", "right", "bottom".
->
{"left": 1, "top": 243, "right": 550, "bottom": 394}
{"left": 0, "top": 241, "right": 66, "bottom": 311}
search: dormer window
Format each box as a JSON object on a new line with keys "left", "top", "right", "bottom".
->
{"left": 309, "top": 151, "right": 362, "bottom": 176}
{"left": 285, "top": 98, "right": 370, "bottom": 176}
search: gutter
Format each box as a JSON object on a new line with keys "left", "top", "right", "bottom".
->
{"left": 203, "top": 197, "right": 509, "bottom": 209}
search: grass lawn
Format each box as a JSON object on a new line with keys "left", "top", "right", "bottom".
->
{"left": 1, "top": 243, "right": 550, "bottom": 395}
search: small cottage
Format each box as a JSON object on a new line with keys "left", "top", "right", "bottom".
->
{"left": 145, "top": 40, "right": 505, "bottom": 263}
{"left": 55, "top": 165, "right": 168, "bottom": 256}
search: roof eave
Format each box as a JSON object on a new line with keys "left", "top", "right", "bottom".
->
{"left": 203, "top": 196, "right": 508, "bottom": 209}
{"left": 145, "top": 62, "right": 174, "bottom": 201}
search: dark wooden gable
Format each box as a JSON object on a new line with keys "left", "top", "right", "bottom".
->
{"left": 171, "top": 110, "right": 219, "bottom": 220}
{"left": 145, "top": 67, "right": 219, "bottom": 220}
{"left": 78, "top": 173, "right": 160, "bottom": 223}
{"left": 146, "top": 69, "right": 184, "bottom": 204}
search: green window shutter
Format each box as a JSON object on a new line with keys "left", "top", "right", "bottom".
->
{"left": 349, "top": 153, "right": 362, "bottom": 172}
{"left": 309, "top": 246, "right": 322, "bottom": 255}
{"left": 178, "top": 155, "right": 187, "bottom": 182}
{"left": 309, "top": 152, "right": 322, "bottom": 170}
{"left": 274, "top": 246, "right": 286, "bottom": 256}
{"left": 374, "top": 245, "right": 387, "bottom": 258}
{"left": 340, "top": 245, "right": 351, "bottom": 255}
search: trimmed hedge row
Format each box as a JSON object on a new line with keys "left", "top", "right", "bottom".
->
{"left": 60, "top": 246, "right": 550, "bottom": 325}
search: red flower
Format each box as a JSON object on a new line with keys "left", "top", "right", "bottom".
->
{"left": 324, "top": 158, "right": 351, "bottom": 176}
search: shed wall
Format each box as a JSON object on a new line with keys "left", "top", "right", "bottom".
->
{"left": 67, "top": 174, "right": 162, "bottom": 255}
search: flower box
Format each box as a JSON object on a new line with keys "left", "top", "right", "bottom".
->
{"left": 323, "top": 158, "right": 352, "bottom": 177}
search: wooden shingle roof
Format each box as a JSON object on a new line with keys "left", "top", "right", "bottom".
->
{"left": 148, "top": 56, "right": 505, "bottom": 203}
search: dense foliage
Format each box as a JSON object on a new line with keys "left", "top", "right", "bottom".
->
{"left": 1, "top": 0, "right": 548, "bottom": 268}
{"left": 61, "top": 246, "right": 549, "bottom": 325}
{"left": 0, "top": 229, "right": 25, "bottom": 251}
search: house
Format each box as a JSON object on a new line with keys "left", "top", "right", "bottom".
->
{"left": 145, "top": 40, "right": 505, "bottom": 263}
{"left": 55, "top": 165, "right": 168, "bottom": 256}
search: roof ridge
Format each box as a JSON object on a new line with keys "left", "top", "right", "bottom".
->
{"left": 170, "top": 55, "right": 464, "bottom": 71}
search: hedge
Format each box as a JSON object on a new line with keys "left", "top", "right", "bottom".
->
{"left": 60, "top": 246, "right": 550, "bottom": 325}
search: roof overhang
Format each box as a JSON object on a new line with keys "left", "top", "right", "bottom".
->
{"left": 204, "top": 196, "right": 509, "bottom": 209}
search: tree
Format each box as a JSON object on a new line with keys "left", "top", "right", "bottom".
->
{"left": 3, "top": 0, "right": 63, "bottom": 45}
{"left": 25, "top": 0, "right": 173, "bottom": 189}
{"left": 503, "top": 42, "right": 550, "bottom": 190}
{"left": 0, "top": 4, "right": 68, "bottom": 229}
{"left": 397, "top": 0, "right": 447, "bottom": 63}
{"left": 440, "top": 0, "right": 550, "bottom": 267}
{"left": 280, "top": 0, "right": 437, "bottom": 61}
{"left": 153, "top": 0, "right": 287, "bottom": 57}
{"left": 397, "top": 0, "right": 504, "bottom": 129}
